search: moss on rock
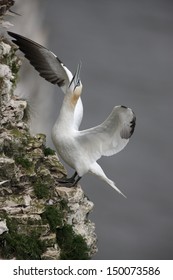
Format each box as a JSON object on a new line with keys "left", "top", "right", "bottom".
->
{"left": 41, "top": 205, "right": 64, "bottom": 232}
{"left": 0, "top": 227, "right": 46, "bottom": 259}
{"left": 33, "top": 179, "right": 50, "bottom": 199}
{"left": 57, "top": 224, "right": 90, "bottom": 260}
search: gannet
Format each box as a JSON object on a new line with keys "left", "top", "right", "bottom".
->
{"left": 8, "top": 32, "right": 136, "bottom": 197}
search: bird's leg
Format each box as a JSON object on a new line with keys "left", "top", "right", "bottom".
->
{"left": 57, "top": 172, "right": 82, "bottom": 188}
{"left": 57, "top": 171, "right": 78, "bottom": 184}
{"left": 65, "top": 175, "right": 82, "bottom": 188}
{"left": 71, "top": 175, "right": 82, "bottom": 187}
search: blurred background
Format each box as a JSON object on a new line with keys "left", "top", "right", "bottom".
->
{"left": 8, "top": 0, "right": 173, "bottom": 259}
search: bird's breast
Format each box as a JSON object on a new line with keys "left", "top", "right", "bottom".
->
{"left": 51, "top": 126, "right": 77, "bottom": 168}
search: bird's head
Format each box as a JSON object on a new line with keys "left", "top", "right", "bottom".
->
{"left": 68, "top": 61, "right": 83, "bottom": 95}
{"left": 68, "top": 62, "right": 83, "bottom": 107}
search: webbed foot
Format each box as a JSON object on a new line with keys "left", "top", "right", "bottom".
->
{"left": 57, "top": 172, "right": 81, "bottom": 188}
{"left": 57, "top": 171, "right": 78, "bottom": 185}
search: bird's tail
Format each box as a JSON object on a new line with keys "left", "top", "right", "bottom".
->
{"left": 89, "top": 162, "right": 127, "bottom": 198}
{"left": 106, "top": 177, "right": 127, "bottom": 198}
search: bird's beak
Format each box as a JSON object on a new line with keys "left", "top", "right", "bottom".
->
{"left": 69, "top": 61, "right": 82, "bottom": 90}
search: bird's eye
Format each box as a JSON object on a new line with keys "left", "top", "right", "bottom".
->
{"left": 74, "top": 80, "right": 80, "bottom": 89}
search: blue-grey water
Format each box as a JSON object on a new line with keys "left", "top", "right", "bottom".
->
{"left": 13, "top": 0, "right": 173, "bottom": 259}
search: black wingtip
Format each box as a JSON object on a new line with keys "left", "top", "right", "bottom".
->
{"left": 8, "top": 31, "right": 15, "bottom": 36}
{"left": 8, "top": 31, "right": 20, "bottom": 39}
{"left": 130, "top": 115, "right": 136, "bottom": 137}
{"left": 8, "top": 31, "right": 20, "bottom": 43}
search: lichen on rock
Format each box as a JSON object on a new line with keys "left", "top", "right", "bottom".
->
{"left": 0, "top": 35, "right": 97, "bottom": 259}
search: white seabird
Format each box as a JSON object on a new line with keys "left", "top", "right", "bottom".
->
{"left": 8, "top": 32, "right": 136, "bottom": 198}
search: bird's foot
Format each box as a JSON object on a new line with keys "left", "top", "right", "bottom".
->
{"left": 57, "top": 171, "right": 78, "bottom": 185}
{"left": 57, "top": 177, "right": 75, "bottom": 184}
{"left": 57, "top": 174, "right": 82, "bottom": 188}
{"left": 62, "top": 182, "right": 77, "bottom": 188}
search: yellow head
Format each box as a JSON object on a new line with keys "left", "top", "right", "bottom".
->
{"left": 68, "top": 62, "right": 83, "bottom": 107}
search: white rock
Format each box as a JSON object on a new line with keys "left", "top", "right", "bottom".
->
{"left": 0, "top": 41, "right": 11, "bottom": 55}
{"left": 23, "top": 195, "right": 32, "bottom": 206}
{"left": 0, "top": 180, "right": 9, "bottom": 185}
{"left": 0, "top": 220, "right": 8, "bottom": 235}
{"left": 0, "top": 64, "right": 12, "bottom": 79}
{"left": 0, "top": 20, "right": 13, "bottom": 29}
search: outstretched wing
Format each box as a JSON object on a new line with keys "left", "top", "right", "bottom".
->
{"left": 8, "top": 31, "right": 83, "bottom": 129}
{"left": 8, "top": 31, "right": 73, "bottom": 93}
{"left": 77, "top": 105, "right": 136, "bottom": 162}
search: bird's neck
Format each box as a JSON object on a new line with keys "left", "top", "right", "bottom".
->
{"left": 56, "top": 90, "right": 81, "bottom": 130}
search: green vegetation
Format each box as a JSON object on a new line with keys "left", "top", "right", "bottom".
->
{"left": 14, "top": 155, "right": 33, "bottom": 169}
{"left": 3, "top": 48, "right": 20, "bottom": 88}
{"left": 42, "top": 205, "right": 90, "bottom": 259}
{"left": 10, "top": 128, "right": 23, "bottom": 138}
{"left": 57, "top": 224, "right": 90, "bottom": 260}
{"left": 44, "top": 147, "right": 56, "bottom": 156}
{"left": 33, "top": 179, "right": 49, "bottom": 199}
{"left": 42, "top": 205, "right": 64, "bottom": 232}
{"left": 0, "top": 218, "right": 46, "bottom": 259}
{"left": 59, "top": 199, "right": 69, "bottom": 212}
